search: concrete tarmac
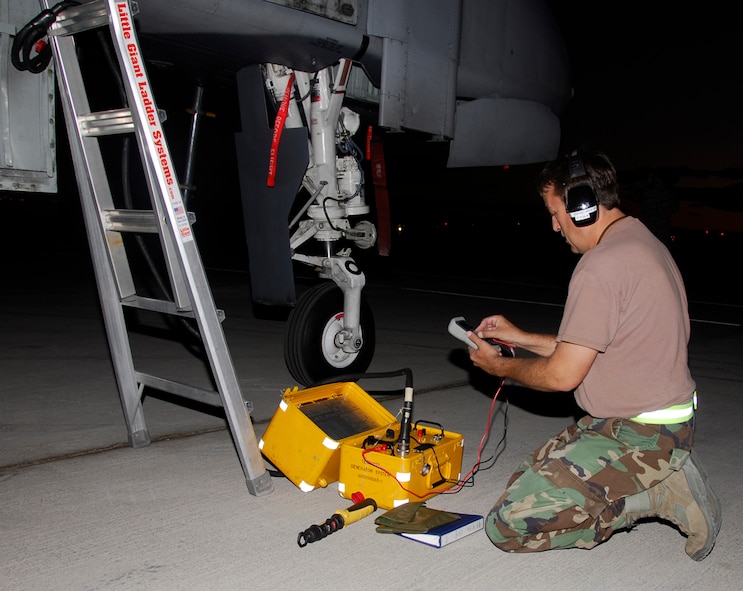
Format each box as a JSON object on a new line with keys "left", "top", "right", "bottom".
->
{"left": 1, "top": 248, "right": 741, "bottom": 590}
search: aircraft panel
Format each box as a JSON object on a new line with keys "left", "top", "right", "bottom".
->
{"left": 0, "top": 0, "right": 57, "bottom": 192}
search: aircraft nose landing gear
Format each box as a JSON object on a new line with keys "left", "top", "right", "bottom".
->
{"left": 260, "top": 59, "right": 378, "bottom": 386}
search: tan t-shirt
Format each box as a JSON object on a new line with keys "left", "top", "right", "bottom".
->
{"left": 557, "top": 216, "right": 696, "bottom": 418}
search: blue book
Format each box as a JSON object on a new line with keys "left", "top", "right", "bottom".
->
{"left": 398, "top": 513, "right": 484, "bottom": 548}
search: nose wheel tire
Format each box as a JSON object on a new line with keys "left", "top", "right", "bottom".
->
{"left": 284, "top": 282, "right": 375, "bottom": 386}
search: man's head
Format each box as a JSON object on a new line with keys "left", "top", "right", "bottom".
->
{"left": 537, "top": 149, "right": 622, "bottom": 254}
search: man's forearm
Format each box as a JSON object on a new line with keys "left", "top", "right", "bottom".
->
{"left": 511, "top": 332, "right": 558, "bottom": 358}
{"left": 490, "top": 355, "right": 559, "bottom": 392}
{"left": 484, "top": 338, "right": 594, "bottom": 393}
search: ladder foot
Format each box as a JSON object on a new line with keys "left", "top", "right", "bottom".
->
{"left": 246, "top": 471, "right": 274, "bottom": 496}
{"left": 128, "top": 429, "right": 152, "bottom": 448}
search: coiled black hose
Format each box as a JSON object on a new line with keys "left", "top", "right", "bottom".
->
{"left": 11, "top": 1, "right": 79, "bottom": 74}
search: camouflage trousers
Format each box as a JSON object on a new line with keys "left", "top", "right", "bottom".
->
{"left": 485, "top": 415, "right": 694, "bottom": 552}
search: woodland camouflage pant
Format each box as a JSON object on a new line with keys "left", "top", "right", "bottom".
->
{"left": 486, "top": 415, "right": 694, "bottom": 552}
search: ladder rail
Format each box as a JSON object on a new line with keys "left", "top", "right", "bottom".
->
{"left": 45, "top": 20, "right": 148, "bottom": 444}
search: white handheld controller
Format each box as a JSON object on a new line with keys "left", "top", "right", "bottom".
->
{"left": 448, "top": 316, "right": 481, "bottom": 349}
{"left": 448, "top": 316, "right": 507, "bottom": 353}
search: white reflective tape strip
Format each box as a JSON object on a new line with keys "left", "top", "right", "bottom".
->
{"left": 323, "top": 437, "right": 339, "bottom": 450}
{"left": 338, "top": 482, "right": 346, "bottom": 493}
{"left": 635, "top": 404, "right": 693, "bottom": 421}
{"left": 279, "top": 400, "right": 288, "bottom": 411}
{"left": 299, "top": 481, "right": 315, "bottom": 492}
{"left": 393, "top": 499, "right": 409, "bottom": 507}
{"left": 396, "top": 472, "right": 411, "bottom": 482}
{"left": 258, "top": 439, "right": 264, "bottom": 449}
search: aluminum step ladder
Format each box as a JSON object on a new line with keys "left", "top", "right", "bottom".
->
{"left": 43, "top": 0, "right": 273, "bottom": 496}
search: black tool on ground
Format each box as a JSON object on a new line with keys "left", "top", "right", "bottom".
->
{"left": 297, "top": 496, "right": 378, "bottom": 547}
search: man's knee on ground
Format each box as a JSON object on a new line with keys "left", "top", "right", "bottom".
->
{"left": 485, "top": 501, "right": 523, "bottom": 550}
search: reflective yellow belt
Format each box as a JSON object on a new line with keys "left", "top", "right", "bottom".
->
{"left": 632, "top": 392, "right": 697, "bottom": 425}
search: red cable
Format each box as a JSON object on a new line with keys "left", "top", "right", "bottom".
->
{"left": 445, "top": 340, "right": 514, "bottom": 492}
{"left": 443, "top": 380, "right": 504, "bottom": 494}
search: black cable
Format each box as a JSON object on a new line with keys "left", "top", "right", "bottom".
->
{"left": 322, "top": 196, "right": 345, "bottom": 232}
{"left": 311, "top": 368, "right": 413, "bottom": 389}
{"left": 11, "top": 1, "right": 79, "bottom": 74}
{"left": 472, "top": 398, "right": 509, "bottom": 473}
{"left": 442, "top": 397, "right": 510, "bottom": 494}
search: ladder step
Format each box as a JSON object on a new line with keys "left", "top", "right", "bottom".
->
{"left": 104, "top": 209, "right": 158, "bottom": 233}
{"left": 121, "top": 295, "right": 226, "bottom": 322}
{"left": 104, "top": 209, "right": 197, "bottom": 233}
{"left": 80, "top": 109, "right": 135, "bottom": 137}
{"left": 49, "top": 0, "right": 138, "bottom": 37}
{"left": 135, "top": 372, "right": 225, "bottom": 408}
{"left": 121, "top": 294, "right": 194, "bottom": 316}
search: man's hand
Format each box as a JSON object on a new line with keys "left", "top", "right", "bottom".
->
{"left": 475, "top": 314, "right": 558, "bottom": 358}
{"left": 468, "top": 331, "right": 505, "bottom": 375}
{"left": 474, "top": 315, "right": 521, "bottom": 345}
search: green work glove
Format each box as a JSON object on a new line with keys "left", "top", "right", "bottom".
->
{"left": 374, "top": 502, "right": 460, "bottom": 534}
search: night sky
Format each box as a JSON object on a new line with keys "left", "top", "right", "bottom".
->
{"left": 549, "top": 2, "right": 742, "bottom": 176}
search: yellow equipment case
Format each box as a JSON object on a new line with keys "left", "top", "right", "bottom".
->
{"left": 260, "top": 381, "right": 464, "bottom": 509}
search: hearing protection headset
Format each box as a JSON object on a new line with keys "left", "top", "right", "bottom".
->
{"left": 566, "top": 150, "right": 599, "bottom": 227}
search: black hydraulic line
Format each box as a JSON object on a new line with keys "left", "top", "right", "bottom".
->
{"left": 311, "top": 368, "right": 413, "bottom": 389}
